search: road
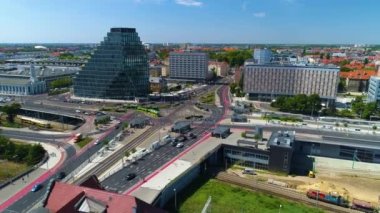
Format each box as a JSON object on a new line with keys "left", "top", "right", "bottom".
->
{"left": 101, "top": 86, "right": 229, "bottom": 193}
{"left": 2, "top": 84, "right": 227, "bottom": 212}
{"left": 2, "top": 113, "right": 135, "bottom": 213}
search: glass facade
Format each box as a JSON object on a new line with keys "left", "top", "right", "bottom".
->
{"left": 73, "top": 28, "right": 149, "bottom": 100}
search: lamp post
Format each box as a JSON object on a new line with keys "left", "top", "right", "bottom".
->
{"left": 173, "top": 188, "right": 177, "bottom": 211}
{"left": 278, "top": 204, "right": 282, "bottom": 213}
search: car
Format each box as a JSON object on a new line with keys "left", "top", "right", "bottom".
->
{"left": 75, "top": 109, "right": 81, "bottom": 113}
{"left": 125, "top": 173, "right": 136, "bottom": 181}
{"left": 56, "top": 172, "right": 66, "bottom": 180}
{"left": 176, "top": 135, "right": 187, "bottom": 142}
{"left": 94, "top": 139, "right": 100, "bottom": 145}
{"left": 31, "top": 183, "right": 43, "bottom": 192}
{"left": 171, "top": 141, "right": 178, "bottom": 147}
{"left": 176, "top": 143, "right": 184, "bottom": 148}
{"left": 188, "top": 132, "right": 196, "bottom": 139}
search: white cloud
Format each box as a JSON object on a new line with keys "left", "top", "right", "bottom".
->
{"left": 253, "top": 12, "right": 266, "bottom": 18}
{"left": 175, "top": 0, "right": 203, "bottom": 7}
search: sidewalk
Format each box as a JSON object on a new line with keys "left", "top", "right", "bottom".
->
{"left": 0, "top": 142, "right": 64, "bottom": 207}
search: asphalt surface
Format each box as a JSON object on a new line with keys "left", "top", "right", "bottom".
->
{"left": 3, "top": 116, "right": 132, "bottom": 213}
{"left": 101, "top": 86, "right": 227, "bottom": 193}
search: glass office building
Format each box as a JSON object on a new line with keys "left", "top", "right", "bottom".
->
{"left": 73, "top": 28, "right": 149, "bottom": 100}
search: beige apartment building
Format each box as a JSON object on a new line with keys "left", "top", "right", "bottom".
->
{"left": 243, "top": 64, "right": 339, "bottom": 103}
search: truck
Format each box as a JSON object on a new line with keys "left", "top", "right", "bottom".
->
{"left": 306, "top": 189, "right": 349, "bottom": 207}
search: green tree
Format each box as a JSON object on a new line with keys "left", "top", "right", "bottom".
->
{"left": 49, "top": 77, "right": 73, "bottom": 89}
{"left": 1, "top": 103, "right": 21, "bottom": 123}
{"left": 338, "top": 78, "right": 346, "bottom": 92}
{"left": 319, "top": 53, "right": 324, "bottom": 59}
{"left": 351, "top": 97, "right": 366, "bottom": 118}
{"left": 326, "top": 53, "right": 331, "bottom": 60}
{"left": 26, "top": 144, "right": 45, "bottom": 166}
{"left": 230, "top": 83, "right": 238, "bottom": 94}
{"left": 362, "top": 102, "right": 377, "bottom": 119}
{"left": 364, "top": 58, "right": 369, "bottom": 65}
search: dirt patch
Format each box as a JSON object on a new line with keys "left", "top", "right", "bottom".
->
{"left": 229, "top": 167, "right": 380, "bottom": 205}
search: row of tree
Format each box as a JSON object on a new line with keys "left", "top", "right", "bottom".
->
{"left": 49, "top": 77, "right": 73, "bottom": 89}
{"left": 209, "top": 50, "right": 252, "bottom": 67}
{"left": 0, "top": 136, "right": 46, "bottom": 166}
{"left": 271, "top": 94, "right": 322, "bottom": 115}
{"left": 229, "top": 82, "right": 245, "bottom": 97}
{"left": 351, "top": 96, "right": 378, "bottom": 119}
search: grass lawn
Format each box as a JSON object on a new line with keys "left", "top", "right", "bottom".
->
{"left": 0, "top": 161, "right": 29, "bottom": 183}
{"left": 165, "top": 177, "right": 324, "bottom": 213}
{"left": 200, "top": 92, "right": 215, "bottom": 104}
{"left": 0, "top": 120, "right": 24, "bottom": 128}
{"left": 76, "top": 137, "right": 93, "bottom": 148}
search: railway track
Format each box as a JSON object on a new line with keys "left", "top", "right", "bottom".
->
{"left": 73, "top": 125, "right": 159, "bottom": 184}
{"left": 215, "top": 172, "right": 360, "bottom": 213}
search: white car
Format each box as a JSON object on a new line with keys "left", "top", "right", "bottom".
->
{"left": 75, "top": 109, "right": 81, "bottom": 113}
{"left": 94, "top": 139, "right": 100, "bottom": 145}
{"left": 176, "top": 143, "right": 184, "bottom": 148}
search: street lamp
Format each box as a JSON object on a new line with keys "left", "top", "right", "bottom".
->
{"left": 173, "top": 188, "right": 177, "bottom": 210}
{"left": 278, "top": 204, "right": 282, "bottom": 213}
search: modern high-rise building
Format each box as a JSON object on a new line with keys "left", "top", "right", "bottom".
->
{"left": 73, "top": 28, "right": 149, "bottom": 100}
{"left": 254, "top": 48, "right": 272, "bottom": 64}
{"left": 243, "top": 64, "right": 340, "bottom": 103}
{"left": 367, "top": 68, "right": 380, "bottom": 103}
{"left": 169, "top": 52, "right": 208, "bottom": 81}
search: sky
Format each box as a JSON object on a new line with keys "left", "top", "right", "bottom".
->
{"left": 1, "top": 0, "right": 380, "bottom": 44}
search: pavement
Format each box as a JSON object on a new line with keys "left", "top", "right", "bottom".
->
{"left": 0, "top": 141, "right": 65, "bottom": 208}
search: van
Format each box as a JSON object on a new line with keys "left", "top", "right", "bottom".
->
{"left": 242, "top": 168, "right": 256, "bottom": 175}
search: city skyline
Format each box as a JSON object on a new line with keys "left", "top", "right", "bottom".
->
{"left": 1, "top": 0, "right": 380, "bottom": 44}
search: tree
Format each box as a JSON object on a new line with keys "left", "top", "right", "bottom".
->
{"left": 326, "top": 53, "right": 331, "bottom": 60}
{"left": 373, "top": 125, "right": 377, "bottom": 130}
{"left": 1, "top": 103, "right": 21, "bottom": 123}
{"left": 319, "top": 53, "right": 324, "bottom": 59}
{"left": 364, "top": 58, "right": 369, "bottom": 65}
{"left": 362, "top": 102, "right": 377, "bottom": 119}
{"left": 351, "top": 97, "right": 366, "bottom": 118}
{"left": 338, "top": 78, "right": 346, "bottom": 92}
{"left": 26, "top": 144, "right": 45, "bottom": 165}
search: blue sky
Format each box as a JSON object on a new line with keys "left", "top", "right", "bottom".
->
{"left": 1, "top": 0, "right": 379, "bottom": 44}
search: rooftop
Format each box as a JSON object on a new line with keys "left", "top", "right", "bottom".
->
{"left": 44, "top": 182, "right": 165, "bottom": 213}
{"left": 268, "top": 130, "right": 295, "bottom": 149}
{"left": 245, "top": 63, "right": 339, "bottom": 70}
{"left": 340, "top": 70, "right": 376, "bottom": 80}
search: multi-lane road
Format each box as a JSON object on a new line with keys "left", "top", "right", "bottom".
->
{"left": 101, "top": 86, "right": 229, "bottom": 193}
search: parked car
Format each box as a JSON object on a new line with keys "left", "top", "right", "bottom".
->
{"left": 31, "top": 183, "right": 43, "bottom": 192}
{"left": 171, "top": 141, "right": 178, "bottom": 147}
{"left": 56, "top": 172, "right": 66, "bottom": 180}
{"left": 125, "top": 173, "right": 136, "bottom": 181}
{"left": 188, "top": 132, "right": 196, "bottom": 139}
{"left": 176, "top": 135, "right": 187, "bottom": 142}
{"left": 176, "top": 143, "right": 184, "bottom": 148}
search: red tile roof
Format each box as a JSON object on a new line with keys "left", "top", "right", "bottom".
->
{"left": 340, "top": 70, "right": 376, "bottom": 80}
{"left": 45, "top": 182, "right": 166, "bottom": 213}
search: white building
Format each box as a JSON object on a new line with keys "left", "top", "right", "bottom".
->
{"left": 367, "top": 68, "right": 380, "bottom": 103}
{"left": 0, "top": 64, "right": 46, "bottom": 96}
